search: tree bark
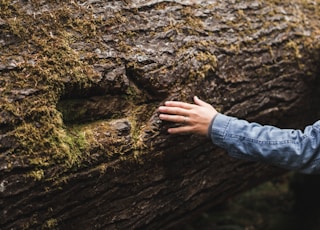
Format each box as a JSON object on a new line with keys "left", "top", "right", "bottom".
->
{"left": 0, "top": 0, "right": 320, "bottom": 229}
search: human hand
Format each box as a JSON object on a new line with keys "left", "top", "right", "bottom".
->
{"left": 158, "top": 96, "right": 218, "bottom": 136}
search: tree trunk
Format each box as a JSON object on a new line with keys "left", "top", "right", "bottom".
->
{"left": 1, "top": 0, "right": 319, "bottom": 229}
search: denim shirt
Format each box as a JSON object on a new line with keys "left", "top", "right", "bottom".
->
{"left": 209, "top": 114, "right": 320, "bottom": 174}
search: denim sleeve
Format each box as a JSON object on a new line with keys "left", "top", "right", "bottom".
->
{"left": 209, "top": 114, "right": 320, "bottom": 174}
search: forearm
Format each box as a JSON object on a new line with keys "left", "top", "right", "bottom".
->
{"left": 209, "top": 114, "right": 320, "bottom": 174}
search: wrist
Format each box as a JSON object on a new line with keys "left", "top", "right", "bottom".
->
{"left": 207, "top": 113, "right": 219, "bottom": 137}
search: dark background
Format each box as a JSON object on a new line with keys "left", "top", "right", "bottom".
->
{"left": 185, "top": 173, "right": 320, "bottom": 230}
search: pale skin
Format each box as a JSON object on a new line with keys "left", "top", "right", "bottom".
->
{"left": 158, "top": 96, "right": 218, "bottom": 136}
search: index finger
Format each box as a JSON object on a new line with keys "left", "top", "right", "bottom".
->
{"left": 164, "top": 101, "right": 195, "bottom": 109}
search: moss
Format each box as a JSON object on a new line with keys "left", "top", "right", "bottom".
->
{"left": 187, "top": 51, "right": 218, "bottom": 82}
{"left": 43, "top": 218, "right": 58, "bottom": 229}
{"left": 286, "top": 40, "right": 302, "bottom": 59}
{"left": 1, "top": 1, "right": 102, "bottom": 180}
{"left": 28, "top": 169, "right": 45, "bottom": 181}
{"left": 12, "top": 105, "right": 89, "bottom": 181}
{"left": 55, "top": 125, "right": 89, "bottom": 168}
{"left": 181, "top": 6, "right": 204, "bottom": 31}
{"left": 129, "top": 107, "right": 147, "bottom": 158}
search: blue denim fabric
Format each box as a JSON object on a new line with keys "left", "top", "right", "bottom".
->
{"left": 210, "top": 114, "right": 320, "bottom": 174}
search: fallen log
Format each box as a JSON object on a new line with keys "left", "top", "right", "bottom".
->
{"left": 0, "top": 0, "right": 319, "bottom": 229}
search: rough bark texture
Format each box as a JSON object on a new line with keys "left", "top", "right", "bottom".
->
{"left": 1, "top": 0, "right": 320, "bottom": 229}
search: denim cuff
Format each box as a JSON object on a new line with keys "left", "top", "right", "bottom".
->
{"left": 209, "top": 114, "right": 234, "bottom": 147}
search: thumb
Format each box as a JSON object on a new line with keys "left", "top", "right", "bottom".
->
{"left": 193, "top": 96, "right": 208, "bottom": 106}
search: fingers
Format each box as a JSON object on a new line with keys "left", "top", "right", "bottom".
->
{"left": 159, "top": 113, "right": 192, "bottom": 134}
{"left": 158, "top": 105, "right": 188, "bottom": 116}
{"left": 194, "top": 96, "right": 210, "bottom": 107}
{"left": 163, "top": 101, "right": 195, "bottom": 110}
{"left": 158, "top": 96, "right": 214, "bottom": 135}
{"left": 158, "top": 99, "right": 199, "bottom": 116}
{"left": 159, "top": 114, "right": 187, "bottom": 123}
{"left": 163, "top": 96, "right": 207, "bottom": 109}
{"left": 167, "top": 125, "right": 193, "bottom": 134}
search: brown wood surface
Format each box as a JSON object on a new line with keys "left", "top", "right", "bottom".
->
{"left": 0, "top": 0, "right": 319, "bottom": 229}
